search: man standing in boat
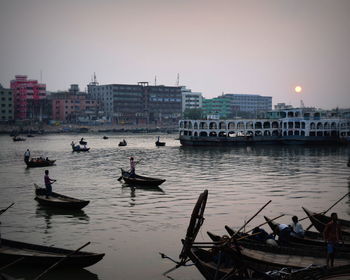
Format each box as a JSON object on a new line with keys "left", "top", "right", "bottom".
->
{"left": 323, "top": 212, "right": 343, "bottom": 267}
{"left": 44, "top": 170, "right": 56, "bottom": 198}
{"left": 130, "top": 157, "right": 136, "bottom": 178}
{"left": 24, "top": 149, "right": 30, "bottom": 163}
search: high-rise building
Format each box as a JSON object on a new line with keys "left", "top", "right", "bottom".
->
{"left": 0, "top": 84, "right": 14, "bottom": 122}
{"left": 181, "top": 86, "right": 203, "bottom": 112}
{"left": 10, "top": 75, "right": 46, "bottom": 120}
{"left": 88, "top": 80, "right": 182, "bottom": 125}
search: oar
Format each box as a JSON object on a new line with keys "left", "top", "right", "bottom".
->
{"left": 32, "top": 241, "right": 90, "bottom": 280}
{"left": 225, "top": 214, "right": 285, "bottom": 237}
{"left": 233, "top": 200, "right": 271, "bottom": 237}
{"left": 303, "top": 191, "right": 350, "bottom": 230}
{"left": 0, "top": 203, "right": 14, "bottom": 216}
{"left": 0, "top": 257, "right": 25, "bottom": 271}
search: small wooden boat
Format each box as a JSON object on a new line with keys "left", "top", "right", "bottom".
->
{"left": 103, "top": 136, "right": 109, "bottom": 139}
{"left": 71, "top": 143, "right": 90, "bottom": 152}
{"left": 120, "top": 169, "right": 165, "bottom": 186}
{"left": 25, "top": 159, "right": 56, "bottom": 168}
{"left": 155, "top": 136, "right": 165, "bottom": 146}
{"left": 155, "top": 140, "right": 165, "bottom": 146}
{"left": 12, "top": 137, "right": 26, "bottom": 142}
{"left": 264, "top": 216, "right": 350, "bottom": 249}
{"left": 0, "top": 238, "right": 104, "bottom": 268}
{"left": 34, "top": 185, "right": 90, "bottom": 210}
{"left": 302, "top": 207, "right": 350, "bottom": 236}
{"left": 118, "top": 140, "right": 127, "bottom": 146}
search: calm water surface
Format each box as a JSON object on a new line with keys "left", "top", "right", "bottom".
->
{"left": 0, "top": 133, "right": 349, "bottom": 280}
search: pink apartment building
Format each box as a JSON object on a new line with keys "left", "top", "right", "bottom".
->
{"left": 10, "top": 75, "right": 46, "bottom": 120}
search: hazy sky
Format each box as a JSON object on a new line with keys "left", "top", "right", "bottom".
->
{"left": 1, "top": 0, "right": 349, "bottom": 109}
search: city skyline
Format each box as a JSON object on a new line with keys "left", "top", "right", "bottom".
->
{"left": 1, "top": 0, "right": 350, "bottom": 109}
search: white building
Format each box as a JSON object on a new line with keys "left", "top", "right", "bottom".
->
{"left": 181, "top": 86, "right": 203, "bottom": 112}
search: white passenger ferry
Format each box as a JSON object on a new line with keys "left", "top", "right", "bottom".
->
{"left": 179, "top": 108, "right": 350, "bottom": 146}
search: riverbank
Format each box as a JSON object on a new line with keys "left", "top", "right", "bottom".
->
{"left": 0, "top": 123, "right": 178, "bottom": 135}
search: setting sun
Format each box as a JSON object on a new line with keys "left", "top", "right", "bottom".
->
{"left": 295, "top": 86, "right": 302, "bottom": 93}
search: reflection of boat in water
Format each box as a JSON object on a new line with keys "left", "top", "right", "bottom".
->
{"left": 4, "top": 265, "right": 99, "bottom": 280}
{"left": 36, "top": 206, "right": 89, "bottom": 221}
{"left": 121, "top": 183, "right": 164, "bottom": 193}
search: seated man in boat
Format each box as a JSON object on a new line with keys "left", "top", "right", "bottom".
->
{"left": 44, "top": 170, "right": 56, "bottom": 198}
{"left": 251, "top": 227, "right": 269, "bottom": 241}
{"left": 273, "top": 224, "right": 292, "bottom": 245}
{"left": 290, "top": 216, "right": 304, "bottom": 238}
{"left": 323, "top": 212, "right": 344, "bottom": 268}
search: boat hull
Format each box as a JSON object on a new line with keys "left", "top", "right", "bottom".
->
{"left": 26, "top": 160, "right": 56, "bottom": 168}
{"left": 121, "top": 169, "right": 165, "bottom": 186}
{"left": 0, "top": 239, "right": 104, "bottom": 268}
{"left": 35, "top": 188, "right": 89, "bottom": 210}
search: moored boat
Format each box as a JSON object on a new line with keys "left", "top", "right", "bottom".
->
{"left": 302, "top": 207, "right": 350, "bottom": 236}
{"left": 34, "top": 185, "right": 90, "bottom": 210}
{"left": 0, "top": 238, "right": 104, "bottom": 268}
{"left": 120, "top": 169, "right": 165, "bottom": 186}
{"left": 263, "top": 216, "right": 350, "bottom": 249}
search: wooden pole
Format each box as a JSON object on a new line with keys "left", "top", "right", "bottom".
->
{"left": 0, "top": 203, "right": 15, "bottom": 216}
{"left": 33, "top": 242, "right": 90, "bottom": 280}
{"left": 234, "top": 200, "right": 272, "bottom": 236}
{"left": 0, "top": 257, "right": 25, "bottom": 272}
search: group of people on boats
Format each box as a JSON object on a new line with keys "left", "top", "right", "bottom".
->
{"left": 236, "top": 213, "right": 343, "bottom": 268}
{"left": 24, "top": 149, "right": 51, "bottom": 164}
{"left": 71, "top": 140, "right": 89, "bottom": 151}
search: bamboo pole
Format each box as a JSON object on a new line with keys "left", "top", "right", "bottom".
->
{"left": 234, "top": 200, "right": 272, "bottom": 236}
{"left": 33, "top": 242, "right": 90, "bottom": 280}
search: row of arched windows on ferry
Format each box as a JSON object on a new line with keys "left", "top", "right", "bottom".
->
{"left": 180, "top": 121, "right": 349, "bottom": 130}
{"left": 180, "top": 130, "right": 346, "bottom": 137}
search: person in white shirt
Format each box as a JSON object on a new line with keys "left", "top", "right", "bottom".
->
{"left": 290, "top": 216, "right": 305, "bottom": 238}
{"left": 24, "top": 149, "right": 30, "bottom": 163}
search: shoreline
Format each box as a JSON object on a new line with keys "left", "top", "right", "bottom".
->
{"left": 0, "top": 124, "right": 178, "bottom": 135}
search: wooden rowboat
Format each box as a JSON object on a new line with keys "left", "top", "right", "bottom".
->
{"left": 0, "top": 238, "right": 104, "bottom": 268}
{"left": 34, "top": 185, "right": 89, "bottom": 210}
{"left": 155, "top": 141, "right": 165, "bottom": 146}
{"left": 71, "top": 144, "right": 90, "bottom": 152}
{"left": 120, "top": 169, "right": 165, "bottom": 186}
{"left": 302, "top": 207, "right": 350, "bottom": 236}
{"left": 25, "top": 159, "right": 56, "bottom": 168}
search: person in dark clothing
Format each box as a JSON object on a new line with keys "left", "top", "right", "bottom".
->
{"left": 44, "top": 170, "right": 56, "bottom": 198}
{"left": 324, "top": 213, "right": 343, "bottom": 267}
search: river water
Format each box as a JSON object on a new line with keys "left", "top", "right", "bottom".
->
{"left": 0, "top": 133, "right": 349, "bottom": 280}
